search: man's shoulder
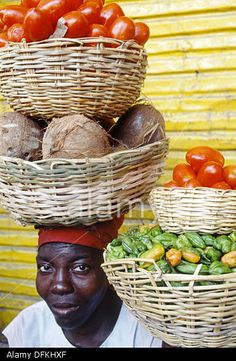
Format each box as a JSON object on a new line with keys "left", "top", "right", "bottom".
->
{"left": 19, "top": 300, "right": 50, "bottom": 317}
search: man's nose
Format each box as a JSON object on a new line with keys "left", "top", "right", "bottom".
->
{"left": 51, "top": 269, "right": 73, "bottom": 295}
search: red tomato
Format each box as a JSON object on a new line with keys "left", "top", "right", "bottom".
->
{"left": 24, "top": 8, "right": 54, "bottom": 41}
{"left": 37, "top": 0, "right": 68, "bottom": 25}
{"left": 62, "top": 11, "right": 89, "bottom": 38}
{"left": 163, "top": 180, "right": 179, "bottom": 189}
{"left": 78, "top": 2, "right": 101, "bottom": 24}
{"left": 184, "top": 178, "right": 202, "bottom": 188}
{"left": 66, "top": 0, "right": 83, "bottom": 10}
{"left": 0, "top": 32, "right": 9, "bottom": 47}
{"left": 197, "top": 161, "right": 224, "bottom": 187}
{"left": 88, "top": 23, "right": 107, "bottom": 37}
{"left": 134, "top": 22, "right": 150, "bottom": 46}
{"left": 7, "top": 23, "right": 30, "bottom": 42}
{"left": 186, "top": 146, "right": 224, "bottom": 173}
{"left": 100, "top": 3, "right": 124, "bottom": 29}
{"left": 0, "top": 5, "right": 28, "bottom": 27}
{"left": 0, "top": 18, "right": 4, "bottom": 32}
{"left": 109, "top": 16, "right": 135, "bottom": 41}
{"left": 211, "top": 181, "right": 231, "bottom": 190}
{"left": 223, "top": 165, "right": 236, "bottom": 189}
{"left": 83, "top": 0, "right": 104, "bottom": 8}
{"left": 21, "top": 0, "right": 40, "bottom": 8}
{"left": 173, "top": 163, "right": 196, "bottom": 186}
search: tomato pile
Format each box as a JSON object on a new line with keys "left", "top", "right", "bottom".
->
{"left": 164, "top": 146, "right": 236, "bottom": 190}
{"left": 0, "top": 0, "right": 150, "bottom": 46}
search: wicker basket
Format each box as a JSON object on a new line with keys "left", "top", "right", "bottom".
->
{"left": 0, "top": 139, "right": 168, "bottom": 226}
{"left": 149, "top": 187, "right": 236, "bottom": 234}
{"left": 0, "top": 37, "right": 147, "bottom": 120}
{"left": 102, "top": 257, "right": 236, "bottom": 348}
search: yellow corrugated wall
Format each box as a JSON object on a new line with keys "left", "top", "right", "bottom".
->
{"left": 1, "top": 0, "right": 236, "bottom": 330}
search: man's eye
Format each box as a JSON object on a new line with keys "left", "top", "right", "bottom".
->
{"left": 73, "top": 264, "right": 89, "bottom": 273}
{"left": 38, "top": 264, "right": 52, "bottom": 273}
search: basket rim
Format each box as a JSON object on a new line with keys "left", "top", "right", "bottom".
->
{"left": 2, "top": 36, "right": 145, "bottom": 51}
{"left": 0, "top": 138, "right": 169, "bottom": 168}
{"left": 151, "top": 185, "right": 236, "bottom": 195}
{"left": 102, "top": 255, "right": 236, "bottom": 283}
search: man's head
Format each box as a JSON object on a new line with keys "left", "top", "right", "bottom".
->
{"left": 36, "top": 216, "right": 124, "bottom": 331}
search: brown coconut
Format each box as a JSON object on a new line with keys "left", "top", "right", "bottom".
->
{"left": 42, "top": 114, "right": 112, "bottom": 159}
{"left": 0, "top": 112, "right": 43, "bottom": 160}
{"left": 111, "top": 103, "right": 166, "bottom": 149}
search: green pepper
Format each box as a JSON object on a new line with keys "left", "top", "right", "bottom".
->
{"left": 174, "top": 234, "right": 192, "bottom": 250}
{"left": 200, "top": 234, "right": 215, "bottom": 246}
{"left": 213, "top": 236, "right": 232, "bottom": 254}
{"left": 106, "top": 245, "right": 126, "bottom": 260}
{"left": 176, "top": 260, "right": 209, "bottom": 274}
{"left": 156, "top": 259, "right": 172, "bottom": 273}
{"left": 150, "top": 225, "right": 163, "bottom": 237}
{"left": 121, "top": 236, "right": 137, "bottom": 255}
{"left": 229, "top": 231, "right": 236, "bottom": 242}
{"left": 152, "top": 232, "right": 177, "bottom": 244}
{"left": 139, "top": 235, "right": 153, "bottom": 250}
{"left": 184, "top": 232, "right": 206, "bottom": 249}
{"left": 133, "top": 240, "right": 147, "bottom": 253}
{"left": 110, "top": 237, "right": 122, "bottom": 246}
{"left": 209, "top": 261, "right": 232, "bottom": 275}
{"left": 204, "top": 247, "right": 222, "bottom": 262}
{"left": 139, "top": 243, "right": 165, "bottom": 268}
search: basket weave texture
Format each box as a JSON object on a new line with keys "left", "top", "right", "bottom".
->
{"left": 0, "top": 139, "right": 168, "bottom": 226}
{"left": 102, "top": 257, "right": 236, "bottom": 348}
{"left": 0, "top": 37, "right": 147, "bottom": 120}
{"left": 149, "top": 187, "right": 236, "bottom": 234}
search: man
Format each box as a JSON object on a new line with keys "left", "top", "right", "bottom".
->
{"left": 3, "top": 217, "right": 162, "bottom": 348}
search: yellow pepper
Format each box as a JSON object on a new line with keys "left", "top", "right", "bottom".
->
{"left": 140, "top": 243, "right": 165, "bottom": 268}
{"left": 221, "top": 251, "right": 236, "bottom": 268}
{"left": 166, "top": 248, "right": 182, "bottom": 267}
{"left": 182, "top": 249, "right": 200, "bottom": 264}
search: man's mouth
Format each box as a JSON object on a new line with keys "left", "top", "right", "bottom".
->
{"left": 50, "top": 303, "right": 80, "bottom": 316}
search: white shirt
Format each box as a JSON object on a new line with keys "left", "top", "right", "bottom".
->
{"left": 3, "top": 301, "right": 162, "bottom": 348}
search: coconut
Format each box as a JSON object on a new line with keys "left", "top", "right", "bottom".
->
{"left": 42, "top": 114, "right": 112, "bottom": 159}
{"left": 0, "top": 112, "right": 43, "bottom": 160}
{"left": 111, "top": 103, "right": 166, "bottom": 149}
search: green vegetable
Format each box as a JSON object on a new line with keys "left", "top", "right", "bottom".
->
{"left": 150, "top": 225, "right": 163, "bottom": 237}
{"left": 200, "top": 234, "right": 215, "bottom": 246}
{"left": 185, "top": 232, "right": 206, "bottom": 249}
{"left": 106, "top": 245, "right": 126, "bottom": 261}
{"left": 121, "top": 236, "right": 137, "bottom": 255}
{"left": 110, "top": 237, "right": 122, "bottom": 247}
{"left": 209, "top": 261, "right": 232, "bottom": 275}
{"left": 204, "top": 247, "right": 222, "bottom": 262}
{"left": 229, "top": 231, "right": 236, "bottom": 242}
{"left": 174, "top": 234, "right": 192, "bottom": 250}
{"left": 156, "top": 259, "right": 172, "bottom": 273}
{"left": 176, "top": 260, "right": 209, "bottom": 274}
{"left": 213, "top": 236, "right": 232, "bottom": 254}
{"left": 139, "top": 235, "right": 153, "bottom": 250}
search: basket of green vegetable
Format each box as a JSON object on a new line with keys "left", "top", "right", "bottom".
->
{"left": 102, "top": 224, "right": 236, "bottom": 348}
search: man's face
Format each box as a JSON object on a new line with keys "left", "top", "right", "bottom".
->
{"left": 36, "top": 243, "right": 108, "bottom": 330}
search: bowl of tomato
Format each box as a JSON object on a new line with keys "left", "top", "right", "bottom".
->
{"left": 149, "top": 146, "right": 236, "bottom": 234}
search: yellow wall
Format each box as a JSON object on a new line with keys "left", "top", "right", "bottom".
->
{"left": 1, "top": 0, "right": 236, "bottom": 329}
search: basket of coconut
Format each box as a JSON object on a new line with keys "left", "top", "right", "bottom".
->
{"left": 0, "top": 103, "right": 168, "bottom": 226}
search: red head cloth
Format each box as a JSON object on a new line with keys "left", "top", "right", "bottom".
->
{"left": 38, "top": 216, "right": 124, "bottom": 251}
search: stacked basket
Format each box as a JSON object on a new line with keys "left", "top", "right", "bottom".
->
{"left": 102, "top": 182, "right": 236, "bottom": 347}
{"left": 0, "top": 36, "right": 168, "bottom": 226}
